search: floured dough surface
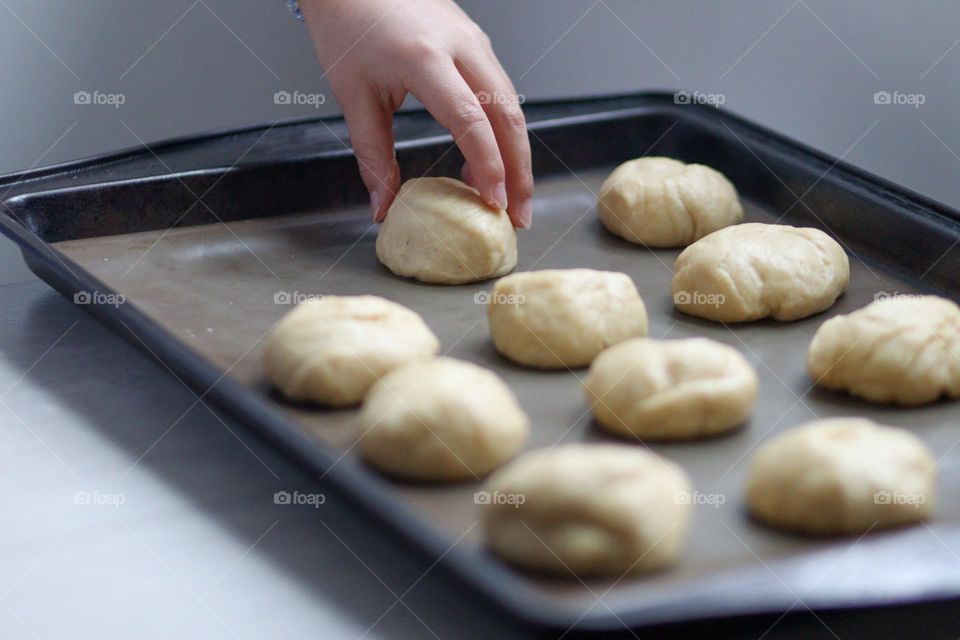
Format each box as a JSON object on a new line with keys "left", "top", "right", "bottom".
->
{"left": 376, "top": 177, "right": 517, "bottom": 284}
{"left": 486, "top": 269, "right": 648, "bottom": 368}
{"left": 261, "top": 296, "right": 439, "bottom": 406}
{"left": 808, "top": 295, "right": 960, "bottom": 405}
{"left": 584, "top": 337, "right": 757, "bottom": 440}
{"left": 358, "top": 357, "right": 529, "bottom": 481}
{"left": 671, "top": 223, "right": 849, "bottom": 322}
{"left": 481, "top": 443, "right": 692, "bottom": 575}
{"left": 747, "top": 418, "right": 936, "bottom": 535}
{"left": 598, "top": 156, "right": 743, "bottom": 247}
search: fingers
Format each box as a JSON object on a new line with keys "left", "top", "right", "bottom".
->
{"left": 456, "top": 52, "right": 534, "bottom": 229}
{"left": 338, "top": 85, "right": 401, "bottom": 222}
{"left": 406, "top": 59, "right": 508, "bottom": 212}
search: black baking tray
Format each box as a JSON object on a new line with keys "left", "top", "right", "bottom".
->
{"left": 2, "top": 92, "right": 960, "bottom": 635}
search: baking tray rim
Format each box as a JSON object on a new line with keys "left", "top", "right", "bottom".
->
{"left": 3, "top": 91, "right": 960, "bottom": 232}
{"left": 3, "top": 91, "right": 960, "bottom": 632}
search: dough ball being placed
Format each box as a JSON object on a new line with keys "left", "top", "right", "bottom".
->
{"left": 598, "top": 157, "right": 743, "bottom": 247}
{"left": 262, "top": 296, "right": 439, "bottom": 407}
{"left": 376, "top": 177, "right": 517, "bottom": 284}
{"left": 808, "top": 295, "right": 960, "bottom": 405}
{"left": 672, "top": 223, "right": 849, "bottom": 322}
{"left": 746, "top": 418, "right": 935, "bottom": 535}
{"left": 481, "top": 444, "right": 692, "bottom": 575}
{"left": 584, "top": 337, "right": 757, "bottom": 440}
{"left": 359, "top": 358, "right": 529, "bottom": 481}
{"left": 487, "top": 269, "right": 648, "bottom": 369}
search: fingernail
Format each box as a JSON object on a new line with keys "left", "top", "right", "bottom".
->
{"left": 518, "top": 199, "right": 533, "bottom": 229}
{"left": 370, "top": 191, "right": 382, "bottom": 222}
{"left": 492, "top": 182, "right": 508, "bottom": 211}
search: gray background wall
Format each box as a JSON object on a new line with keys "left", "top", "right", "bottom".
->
{"left": 2, "top": 0, "right": 959, "bottom": 208}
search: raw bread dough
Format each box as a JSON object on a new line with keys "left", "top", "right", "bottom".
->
{"left": 486, "top": 269, "right": 648, "bottom": 368}
{"left": 584, "top": 337, "right": 757, "bottom": 440}
{"left": 376, "top": 177, "right": 517, "bottom": 284}
{"left": 807, "top": 295, "right": 960, "bottom": 405}
{"left": 358, "top": 358, "right": 529, "bottom": 481}
{"left": 672, "top": 223, "right": 849, "bottom": 322}
{"left": 747, "top": 418, "right": 935, "bottom": 535}
{"left": 262, "top": 296, "right": 439, "bottom": 406}
{"left": 598, "top": 156, "right": 743, "bottom": 247}
{"left": 481, "top": 444, "right": 692, "bottom": 575}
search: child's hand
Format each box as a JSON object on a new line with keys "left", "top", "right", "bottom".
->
{"left": 300, "top": 0, "right": 533, "bottom": 228}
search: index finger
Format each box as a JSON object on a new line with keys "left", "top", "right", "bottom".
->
{"left": 405, "top": 59, "right": 508, "bottom": 212}
{"left": 457, "top": 53, "right": 533, "bottom": 228}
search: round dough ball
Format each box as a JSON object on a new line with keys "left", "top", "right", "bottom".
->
{"left": 376, "top": 177, "right": 517, "bottom": 284}
{"left": 262, "top": 296, "right": 439, "bottom": 406}
{"left": 584, "top": 337, "right": 757, "bottom": 440}
{"left": 487, "top": 269, "right": 648, "bottom": 369}
{"left": 358, "top": 358, "right": 529, "bottom": 481}
{"left": 481, "top": 444, "right": 692, "bottom": 575}
{"left": 672, "top": 223, "right": 849, "bottom": 322}
{"left": 808, "top": 295, "right": 960, "bottom": 405}
{"left": 746, "top": 418, "right": 935, "bottom": 535}
{"left": 598, "top": 157, "right": 743, "bottom": 247}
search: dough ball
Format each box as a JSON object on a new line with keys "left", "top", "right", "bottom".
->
{"left": 672, "top": 223, "right": 849, "bottom": 322}
{"left": 598, "top": 157, "right": 743, "bottom": 247}
{"left": 807, "top": 295, "right": 960, "bottom": 405}
{"left": 584, "top": 337, "right": 757, "bottom": 440}
{"left": 746, "top": 418, "right": 935, "bottom": 535}
{"left": 487, "top": 269, "right": 648, "bottom": 368}
{"left": 481, "top": 444, "right": 692, "bottom": 575}
{"left": 376, "top": 177, "right": 517, "bottom": 284}
{"left": 262, "top": 296, "right": 439, "bottom": 406}
{"left": 359, "top": 358, "right": 529, "bottom": 481}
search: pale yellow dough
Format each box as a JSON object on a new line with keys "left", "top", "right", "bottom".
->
{"left": 486, "top": 269, "right": 648, "bottom": 368}
{"left": 808, "top": 295, "right": 960, "bottom": 405}
{"left": 376, "top": 177, "right": 517, "bottom": 284}
{"left": 672, "top": 223, "right": 849, "bottom": 322}
{"left": 261, "top": 296, "right": 439, "bottom": 406}
{"left": 358, "top": 358, "right": 529, "bottom": 481}
{"left": 598, "top": 156, "right": 743, "bottom": 247}
{"left": 584, "top": 337, "right": 757, "bottom": 440}
{"left": 746, "top": 418, "right": 935, "bottom": 535}
{"left": 481, "top": 444, "right": 692, "bottom": 575}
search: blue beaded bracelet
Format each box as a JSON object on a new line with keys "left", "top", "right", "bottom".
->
{"left": 286, "top": 0, "right": 303, "bottom": 21}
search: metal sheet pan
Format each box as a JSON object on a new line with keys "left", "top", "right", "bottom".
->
{"left": 3, "top": 94, "right": 960, "bottom": 633}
